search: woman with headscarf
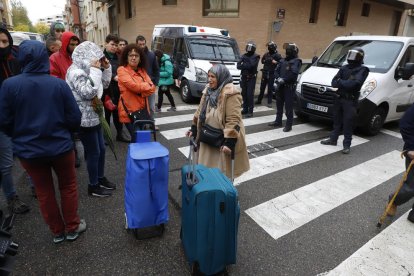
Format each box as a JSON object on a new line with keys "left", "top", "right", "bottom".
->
{"left": 186, "top": 64, "right": 249, "bottom": 178}
{"left": 66, "top": 41, "right": 116, "bottom": 198}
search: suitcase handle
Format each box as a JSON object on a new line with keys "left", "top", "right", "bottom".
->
{"left": 186, "top": 137, "right": 199, "bottom": 188}
{"left": 133, "top": 120, "right": 156, "bottom": 141}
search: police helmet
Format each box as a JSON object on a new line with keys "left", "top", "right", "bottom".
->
{"left": 267, "top": 41, "right": 277, "bottom": 52}
{"left": 285, "top": 43, "right": 299, "bottom": 58}
{"left": 246, "top": 41, "right": 256, "bottom": 53}
{"left": 346, "top": 47, "right": 364, "bottom": 64}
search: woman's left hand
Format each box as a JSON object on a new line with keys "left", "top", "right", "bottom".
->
{"left": 101, "top": 58, "right": 110, "bottom": 69}
{"left": 221, "top": 145, "right": 232, "bottom": 155}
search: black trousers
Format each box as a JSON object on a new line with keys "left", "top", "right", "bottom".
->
{"left": 241, "top": 75, "right": 256, "bottom": 113}
{"left": 157, "top": 85, "right": 176, "bottom": 109}
{"left": 393, "top": 155, "right": 414, "bottom": 208}
{"left": 275, "top": 85, "right": 294, "bottom": 127}
{"left": 329, "top": 97, "right": 357, "bottom": 148}
{"left": 257, "top": 71, "right": 275, "bottom": 104}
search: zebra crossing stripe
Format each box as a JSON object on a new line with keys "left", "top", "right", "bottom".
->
{"left": 177, "top": 123, "right": 322, "bottom": 155}
{"left": 156, "top": 105, "right": 274, "bottom": 127}
{"left": 234, "top": 136, "right": 369, "bottom": 185}
{"left": 326, "top": 209, "right": 414, "bottom": 275}
{"left": 160, "top": 113, "right": 297, "bottom": 140}
{"left": 245, "top": 150, "right": 403, "bottom": 241}
{"left": 380, "top": 129, "right": 402, "bottom": 139}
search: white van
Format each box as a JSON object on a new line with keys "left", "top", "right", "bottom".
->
{"left": 152, "top": 24, "right": 241, "bottom": 103}
{"left": 294, "top": 35, "right": 414, "bottom": 135}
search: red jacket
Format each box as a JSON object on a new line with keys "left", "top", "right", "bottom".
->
{"left": 49, "top": 31, "right": 77, "bottom": 80}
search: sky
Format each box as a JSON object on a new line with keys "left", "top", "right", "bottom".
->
{"left": 20, "top": 0, "right": 66, "bottom": 23}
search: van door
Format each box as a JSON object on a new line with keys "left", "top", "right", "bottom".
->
{"left": 391, "top": 45, "right": 414, "bottom": 119}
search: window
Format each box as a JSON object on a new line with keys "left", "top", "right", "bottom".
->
{"left": 335, "top": 0, "right": 349, "bottom": 26}
{"left": 309, "top": 0, "right": 320, "bottom": 23}
{"left": 125, "top": 0, "right": 132, "bottom": 19}
{"left": 163, "top": 0, "right": 177, "bottom": 5}
{"left": 203, "top": 0, "right": 239, "bottom": 17}
{"left": 361, "top": 3, "right": 370, "bottom": 17}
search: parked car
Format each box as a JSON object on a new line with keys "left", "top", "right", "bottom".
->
{"left": 9, "top": 32, "right": 30, "bottom": 46}
{"left": 10, "top": 31, "right": 44, "bottom": 43}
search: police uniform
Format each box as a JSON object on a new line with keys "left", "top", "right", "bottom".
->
{"left": 237, "top": 42, "right": 260, "bottom": 117}
{"left": 257, "top": 44, "right": 282, "bottom": 106}
{"left": 321, "top": 48, "right": 369, "bottom": 153}
{"left": 270, "top": 44, "right": 301, "bottom": 132}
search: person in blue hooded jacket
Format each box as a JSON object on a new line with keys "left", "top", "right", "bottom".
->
{"left": 0, "top": 40, "right": 85, "bottom": 244}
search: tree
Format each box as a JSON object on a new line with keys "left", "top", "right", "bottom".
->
{"left": 14, "top": 24, "right": 29, "bottom": 32}
{"left": 11, "top": 0, "right": 33, "bottom": 30}
{"left": 34, "top": 22, "right": 49, "bottom": 35}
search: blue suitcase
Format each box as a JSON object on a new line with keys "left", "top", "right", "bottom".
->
{"left": 181, "top": 139, "right": 240, "bottom": 275}
{"left": 124, "top": 120, "right": 169, "bottom": 239}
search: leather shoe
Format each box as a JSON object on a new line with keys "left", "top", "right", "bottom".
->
{"left": 283, "top": 126, "right": 292, "bottom": 132}
{"left": 342, "top": 147, "right": 350, "bottom": 154}
{"left": 241, "top": 110, "right": 248, "bottom": 115}
{"left": 320, "top": 139, "right": 337, "bottom": 146}
{"left": 255, "top": 100, "right": 261, "bottom": 105}
{"left": 245, "top": 113, "right": 253, "bottom": 118}
{"left": 268, "top": 121, "right": 282, "bottom": 127}
{"left": 116, "top": 134, "right": 130, "bottom": 143}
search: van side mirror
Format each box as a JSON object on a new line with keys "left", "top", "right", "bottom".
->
{"left": 397, "top": 62, "right": 414, "bottom": 80}
{"left": 311, "top": 56, "right": 318, "bottom": 64}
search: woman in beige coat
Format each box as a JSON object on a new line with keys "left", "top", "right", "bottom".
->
{"left": 187, "top": 64, "right": 250, "bottom": 178}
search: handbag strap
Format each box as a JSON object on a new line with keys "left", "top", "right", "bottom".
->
{"left": 120, "top": 97, "right": 130, "bottom": 114}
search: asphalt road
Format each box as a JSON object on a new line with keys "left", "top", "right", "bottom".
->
{"left": 5, "top": 87, "right": 414, "bottom": 275}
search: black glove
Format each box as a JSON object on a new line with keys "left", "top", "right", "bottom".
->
{"left": 190, "top": 125, "right": 197, "bottom": 138}
{"left": 223, "top": 138, "right": 237, "bottom": 152}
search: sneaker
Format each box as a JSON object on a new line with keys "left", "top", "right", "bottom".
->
{"left": 7, "top": 195, "right": 30, "bottom": 214}
{"left": 386, "top": 203, "right": 397, "bottom": 217}
{"left": 99, "top": 177, "right": 116, "bottom": 190}
{"left": 88, "top": 185, "right": 112, "bottom": 197}
{"left": 320, "top": 138, "right": 337, "bottom": 146}
{"left": 66, "top": 219, "right": 87, "bottom": 242}
{"left": 155, "top": 106, "right": 161, "bottom": 112}
{"left": 408, "top": 209, "right": 414, "bottom": 223}
{"left": 167, "top": 106, "right": 177, "bottom": 111}
{"left": 53, "top": 234, "right": 66, "bottom": 244}
{"left": 342, "top": 147, "right": 350, "bottom": 154}
{"left": 266, "top": 103, "right": 272, "bottom": 108}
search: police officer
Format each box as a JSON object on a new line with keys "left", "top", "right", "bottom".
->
{"left": 268, "top": 43, "right": 302, "bottom": 132}
{"left": 237, "top": 41, "right": 260, "bottom": 117}
{"left": 320, "top": 47, "right": 369, "bottom": 154}
{"left": 256, "top": 41, "right": 282, "bottom": 107}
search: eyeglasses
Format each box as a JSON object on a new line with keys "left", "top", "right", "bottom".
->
{"left": 55, "top": 29, "right": 65, "bottom": 33}
{"left": 128, "top": 54, "right": 139, "bottom": 58}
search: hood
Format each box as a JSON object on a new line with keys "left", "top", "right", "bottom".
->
{"left": 161, "top": 54, "right": 171, "bottom": 62}
{"left": 71, "top": 41, "right": 104, "bottom": 73}
{"left": 0, "top": 27, "right": 13, "bottom": 60}
{"left": 18, "top": 40, "right": 49, "bottom": 74}
{"left": 60, "top": 31, "right": 78, "bottom": 58}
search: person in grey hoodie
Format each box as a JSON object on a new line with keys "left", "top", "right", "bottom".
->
{"left": 66, "top": 41, "right": 116, "bottom": 197}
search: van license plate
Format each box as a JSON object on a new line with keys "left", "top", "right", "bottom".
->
{"left": 307, "top": 103, "right": 328, "bottom": 112}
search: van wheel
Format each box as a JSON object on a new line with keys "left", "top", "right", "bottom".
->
{"left": 180, "top": 79, "right": 194, "bottom": 103}
{"left": 364, "top": 107, "right": 386, "bottom": 136}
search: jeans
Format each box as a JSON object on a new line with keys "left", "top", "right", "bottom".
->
{"left": 20, "top": 151, "right": 80, "bottom": 235}
{"left": 0, "top": 131, "right": 16, "bottom": 200}
{"left": 148, "top": 93, "right": 156, "bottom": 119}
{"left": 79, "top": 126, "right": 105, "bottom": 186}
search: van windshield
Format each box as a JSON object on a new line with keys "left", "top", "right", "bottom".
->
{"left": 187, "top": 36, "right": 240, "bottom": 62}
{"left": 316, "top": 40, "right": 403, "bottom": 73}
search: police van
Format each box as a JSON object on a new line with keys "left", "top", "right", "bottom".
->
{"left": 152, "top": 24, "right": 241, "bottom": 103}
{"left": 294, "top": 35, "right": 414, "bottom": 135}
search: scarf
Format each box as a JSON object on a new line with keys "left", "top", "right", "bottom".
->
{"left": 199, "top": 64, "right": 233, "bottom": 124}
